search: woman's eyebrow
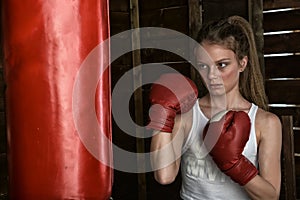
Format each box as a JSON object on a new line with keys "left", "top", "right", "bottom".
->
{"left": 215, "top": 58, "right": 231, "bottom": 63}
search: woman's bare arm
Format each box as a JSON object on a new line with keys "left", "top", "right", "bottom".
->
{"left": 150, "top": 113, "right": 188, "bottom": 184}
{"left": 244, "top": 111, "right": 282, "bottom": 199}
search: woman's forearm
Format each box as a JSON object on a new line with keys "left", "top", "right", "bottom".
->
{"left": 150, "top": 131, "right": 182, "bottom": 184}
{"left": 244, "top": 175, "right": 279, "bottom": 200}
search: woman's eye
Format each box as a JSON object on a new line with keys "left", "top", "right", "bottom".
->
{"left": 197, "top": 63, "right": 208, "bottom": 69}
{"left": 217, "top": 62, "right": 228, "bottom": 69}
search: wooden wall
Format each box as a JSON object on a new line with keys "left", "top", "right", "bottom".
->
{"left": 109, "top": 0, "right": 259, "bottom": 199}
{"left": 109, "top": 1, "right": 138, "bottom": 199}
{"left": 263, "top": 0, "right": 300, "bottom": 198}
{"left": 110, "top": 1, "right": 191, "bottom": 199}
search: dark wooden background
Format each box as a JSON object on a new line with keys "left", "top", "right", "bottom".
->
{"left": 263, "top": 0, "right": 300, "bottom": 199}
{"left": 1, "top": 0, "right": 300, "bottom": 199}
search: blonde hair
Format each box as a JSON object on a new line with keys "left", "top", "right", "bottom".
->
{"left": 196, "top": 15, "right": 269, "bottom": 110}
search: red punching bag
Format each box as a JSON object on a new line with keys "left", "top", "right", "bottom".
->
{"left": 2, "top": 0, "right": 113, "bottom": 199}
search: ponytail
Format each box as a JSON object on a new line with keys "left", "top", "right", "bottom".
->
{"left": 228, "top": 16, "right": 268, "bottom": 110}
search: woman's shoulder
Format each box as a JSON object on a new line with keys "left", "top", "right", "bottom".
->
{"left": 256, "top": 108, "right": 281, "bottom": 125}
{"left": 255, "top": 107, "right": 282, "bottom": 139}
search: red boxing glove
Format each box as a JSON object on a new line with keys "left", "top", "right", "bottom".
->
{"left": 203, "top": 110, "right": 258, "bottom": 186}
{"left": 148, "top": 73, "right": 198, "bottom": 133}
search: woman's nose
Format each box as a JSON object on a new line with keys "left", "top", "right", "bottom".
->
{"left": 208, "top": 65, "right": 219, "bottom": 80}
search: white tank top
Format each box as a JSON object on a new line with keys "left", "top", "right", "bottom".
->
{"left": 180, "top": 101, "right": 258, "bottom": 200}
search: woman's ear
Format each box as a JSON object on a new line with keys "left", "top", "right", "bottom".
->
{"left": 239, "top": 56, "right": 248, "bottom": 72}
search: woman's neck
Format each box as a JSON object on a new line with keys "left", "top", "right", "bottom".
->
{"left": 204, "top": 92, "right": 250, "bottom": 111}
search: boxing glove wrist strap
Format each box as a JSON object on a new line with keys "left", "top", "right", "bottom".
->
{"left": 223, "top": 156, "right": 258, "bottom": 186}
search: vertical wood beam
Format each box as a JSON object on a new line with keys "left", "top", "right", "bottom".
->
{"left": 281, "top": 115, "right": 297, "bottom": 200}
{"left": 129, "top": 0, "right": 147, "bottom": 199}
{"left": 188, "top": 0, "right": 206, "bottom": 96}
{"left": 188, "top": 0, "right": 202, "bottom": 41}
{"left": 248, "top": 0, "right": 265, "bottom": 76}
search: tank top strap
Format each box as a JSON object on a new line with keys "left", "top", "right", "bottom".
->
{"left": 248, "top": 103, "right": 258, "bottom": 120}
{"left": 182, "top": 100, "right": 208, "bottom": 153}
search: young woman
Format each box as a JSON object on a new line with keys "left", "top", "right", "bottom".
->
{"left": 149, "top": 16, "right": 282, "bottom": 199}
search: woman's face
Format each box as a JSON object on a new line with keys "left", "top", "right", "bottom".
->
{"left": 195, "top": 42, "right": 247, "bottom": 97}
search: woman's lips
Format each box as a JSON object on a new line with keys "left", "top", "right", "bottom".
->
{"left": 209, "top": 84, "right": 224, "bottom": 89}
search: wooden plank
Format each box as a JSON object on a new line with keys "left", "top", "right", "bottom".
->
{"left": 141, "top": 48, "right": 185, "bottom": 64}
{"left": 139, "top": 28, "right": 188, "bottom": 40}
{"left": 296, "top": 156, "right": 300, "bottom": 176}
{"left": 162, "top": 7, "right": 188, "bottom": 34}
{"left": 110, "top": 36, "right": 132, "bottom": 66}
{"left": 140, "top": 37, "right": 191, "bottom": 63}
{"left": 294, "top": 129, "right": 300, "bottom": 153}
{"left": 263, "top": 8, "right": 300, "bottom": 195}
{"left": 269, "top": 106, "right": 300, "bottom": 127}
{"left": 248, "top": 0, "right": 265, "bottom": 76}
{"left": 188, "top": 0, "right": 202, "bottom": 83}
{"left": 264, "top": 8, "right": 300, "bottom": 32}
{"left": 139, "top": 0, "right": 186, "bottom": 11}
{"left": 265, "top": 80, "right": 300, "bottom": 104}
{"left": 281, "top": 115, "right": 297, "bottom": 200}
{"left": 265, "top": 55, "right": 300, "bottom": 79}
{"left": 141, "top": 62, "right": 191, "bottom": 81}
{"left": 111, "top": 63, "right": 133, "bottom": 87}
{"left": 112, "top": 120, "right": 137, "bottom": 151}
{"left": 264, "top": 0, "right": 300, "bottom": 10}
{"left": 130, "top": 0, "right": 147, "bottom": 199}
{"left": 111, "top": 53, "right": 133, "bottom": 67}
{"left": 188, "top": 0, "right": 202, "bottom": 40}
{"left": 110, "top": 0, "right": 129, "bottom": 12}
{"left": 140, "top": 6, "right": 188, "bottom": 35}
{"left": 202, "top": 0, "right": 248, "bottom": 23}
{"left": 110, "top": 12, "right": 130, "bottom": 36}
{"left": 264, "top": 32, "right": 300, "bottom": 54}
